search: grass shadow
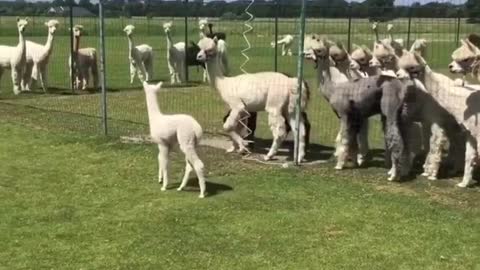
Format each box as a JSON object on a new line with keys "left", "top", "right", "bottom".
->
{"left": 182, "top": 180, "right": 233, "bottom": 197}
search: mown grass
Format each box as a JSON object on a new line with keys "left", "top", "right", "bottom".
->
{"left": 1, "top": 120, "right": 479, "bottom": 269}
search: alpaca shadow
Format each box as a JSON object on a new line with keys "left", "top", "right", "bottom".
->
{"left": 182, "top": 180, "right": 233, "bottom": 197}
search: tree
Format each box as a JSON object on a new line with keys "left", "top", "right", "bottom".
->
{"left": 466, "top": 0, "right": 480, "bottom": 23}
{"left": 363, "top": 0, "right": 395, "bottom": 21}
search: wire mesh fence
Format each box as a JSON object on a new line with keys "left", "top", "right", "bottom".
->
{"left": 0, "top": 0, "right": 476, "bottom": 156}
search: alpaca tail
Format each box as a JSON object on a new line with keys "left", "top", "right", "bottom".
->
{"left": 288, "top": 79, "right": 310, "bottom": 114}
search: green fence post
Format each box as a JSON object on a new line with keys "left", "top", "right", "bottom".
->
{"left": 99, "top": 0, "right": 108, "bottom": 136}
{"left": 274, "top": 0, "right": 279, "bottom": 72}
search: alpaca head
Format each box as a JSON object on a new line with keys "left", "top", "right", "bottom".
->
{"left": 72, "top": 25, "right": 84, "bottom": 38}
{"left": 398, "top": 51, "right": 426, "bottom": 79}
{"left": 123, "top": 24, "right": 135, "bottom": 37}
{"left": 45, "top": 19, "right": 59, "bottom": 35}
{"left": 350, "top": 44, "right": 373, "bottom": 70}
{"left": 449, "top": 38, "right": 480, "bottom": 76}
{"left": 143, "top": 81, "right": 163, "bottom": 94}
{"left": 303, "top": 34, "right": 330, "bottom": 62}
{"left": 16, "top": 17, "right": 28, "bottom": 33}
{"left": 329, "top": 42, "right": 349, "bottom": 65}
{"left": 409, "top": 38, "right": 427, "bottom": 56}
{"left": 199, "top": 18, "right": 208, "bottom": 30}
{"left": 196, "top": 37, "right": 218, "bottom": 63}
{"left": 370, "top": 40, "right": 397, "bottom": 70}
{"left": 163, "top": 22, "right": 172, "bottom": 33}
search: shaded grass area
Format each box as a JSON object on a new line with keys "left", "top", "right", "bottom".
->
{"left": 1, "top": 121, "right": 479, "bottom": 269}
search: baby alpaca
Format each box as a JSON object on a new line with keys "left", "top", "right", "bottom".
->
{"left": 0, "top": 18, "right": 28, "bottom": 95}
{"left": 123, "top": 25, "right": 154, "bottom": 84}
{"left": 22, "top": 19, "right": 59, "bottom": 92}
{"left": 271, "top": 35, "right": 294, "bottom": 56}
{"left": 143, "top": 81, "right": 206, "bottom": 198}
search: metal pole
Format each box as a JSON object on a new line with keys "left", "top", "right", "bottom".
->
{"left": 274, "top": 0, "right": 279, "bottom": 72}
{"left": 455, "top": 8, "right": 461, "bottom": 46}
{"left": 347, "top": 4, "right": 352, "bottom": 52}
{"left": 294, "top": 0, "right": 307, "bottom": 166}
{"left": 406, "top": 7, "right": 412, "bottom": 48}
{"left": 184, "top": 0, "right": 189, "bottom": 82}
{"left": 99, "top": 1, "right": 108, "bottom": 135}
{"left": 69, "top": 3, "right": 75, "bottom": 93}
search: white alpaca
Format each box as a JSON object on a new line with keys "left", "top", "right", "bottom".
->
{"left": 68, "top": 25, "right": 99, "bottom": 90}
{"left": 197, "top": 37, "right": 309, "bottom": 162}
{"left": 143, "top": 81, "right": 206, "bottom": 198}
{"left": 0, "top": 18, "right": 28, "bottom": 95}
{"left": 123, "top": 25, "right": 153, "bottom": 84}
{"left": 198, "top": 19, "right": 229, "bottom": 82}
{"left": 163, "top": 22, "right": 186, "bottom": 84}
{"left": 403, "top": 52, "right": 480, "bottom": 187}
{"left": 271, "top": 35, "right": 294, "bottom": 56}
{"left": 21, "top": 19, "right": 59, "bottom": 92}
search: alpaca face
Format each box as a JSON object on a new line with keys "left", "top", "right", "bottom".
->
{"left": 350, "top": 44, "right": 372, "bottom": 70}
{"left": 163, "top": 22, "right": 172, "bottom": 33}
{"left": 196, "top": 37, "right": 217, "bottom": 62}
{"left": 303, "top": 35, "right": 329, "bottom": 62}
{"left": 124, "top": 25, "right": 135, "bottom": 36}
{"left": 45, "top": 20, "right": 59, "bottom": 35}
{"left": 370, "top": 41, "right": 396, "bottom": 69}
{"left": 143, "top": 81, "right": 163, "bottom": 93}
{"left": 16, "top": 18, "right": 28, "bottom": 33}
{"left": 199, "top": 19, "right": 208, "bottom": 30}
{"left": 398, "top": 51, "right": 423, "bottom": 78}
{"left": 449, "top": 39, "right": 480, "bottom": 75}
{"left": 329, "top": 43, "right": 348, "bottom": 64}
{"left": 72, "top": 25, "right": 84, "bottom": 37}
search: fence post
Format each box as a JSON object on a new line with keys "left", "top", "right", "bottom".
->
{"left": 406, "top": 7, "right": 412, "bottom": 49}
{"left": 99, "top": 1, "right": 108, "bottom": 135}
{"left": 294, "top": 0, "right": 307, "bottom": 166}
{"left": 274, "top": 0, "right": 279, "bottom": 72}
{"left": 455, "top": 8, "right": 461, "bottom": 46}
{"left": 347, "top": 4, "right": 352, "bottom": 52}
{"left": 184, "top": 0, "right": 189, "bottom": 82}
{"left": 69, "top": 4, "right": 75, "bottom": 93}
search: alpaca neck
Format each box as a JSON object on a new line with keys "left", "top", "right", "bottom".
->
{"left": 17, "top": 29, "right": 26, "bottom": 58}
{"left": 144, "top": 91, "right": 163, "bottom": 133}
{"left": 73, "top": 36, "right": 80, "bottom": 53}
{"left": 205, "top": 54, "right": 225, "bottom": 90}
{"left": 316, "top": 63, "right": 347, "bottom": 100}
{"left": 43, "top": 32, "right": 55, "bottom": 58}
{"left": 127, "top": 35, "right": 134, "bottom": 58}
{"left": 165, "top": 31, "right": 173, "bottom": 49}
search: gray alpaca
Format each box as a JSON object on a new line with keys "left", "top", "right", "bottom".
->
{"left": 304, "top": 36, "right": 414, "bottom": 180}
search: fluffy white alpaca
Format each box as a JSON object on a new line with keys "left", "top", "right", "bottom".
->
{"left": 163, "top": 22, "right": 186, "bottom": 84}
{"left": 143, "top": 81, "right": 206, "bottom": 198}
{"left": 198, "top": 18, "right": 229, "bottom": 81}
{"left": 271, "top": 34, "right": 294, "bottom": 56}
{"left": 68, "top": 25, "right": 99, "bottom": 90}
{"left": 197, "top": 37, "right": 309, "bottom": 162}
{"left": 123, "top": 25, "right": 153, "bottom": 84}
{"left": 21, "top": 19, "right": 59, "bottom": 92}
{"left": 0, "top": 18, "right": 28, "bottom": 95}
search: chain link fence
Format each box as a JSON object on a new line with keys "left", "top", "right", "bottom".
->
{"left": 0, "top": 0, "right": 475, "bottom": 154}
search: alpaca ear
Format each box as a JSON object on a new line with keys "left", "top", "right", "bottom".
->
{"left": 45, "top": 21, "right": 49, "bottom": 27}
{"left": 213, "top": 36, "right": 218, "bottom": 44}
{"left": 142, "top": 81, "right": 149, "bottom": 88}
{"left": 156, "top": 82, "right": 163, "bottom": 89}
{"left": 413, "top": 52, "right": 426, "bottom": 66}
{"left": 336, "top": 41, "right": 345, "bottom": 51}
{"left": 352, "top": 43, "right": 360, "bottom": 50}
{"left": 16, "top": 17, "right": 20, "bottom": 22}
{"left": 25, "top": 17, "right": 29, "bottom": 22}
{"left": 362, "top": 45, "right": 372, "bottom": 55}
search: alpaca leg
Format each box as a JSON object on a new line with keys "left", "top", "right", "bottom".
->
{"left": 335, "top": 118, "right": 349, "bottom": 170}
{"left": 178, "top": 61, "right": 186, "bottom": 83}
{"left": 288, "top": 113, "right": 306, "bottom": 163}
{"left": 158, "top": 144, "right": 170, "bottom": 191}
{"left": 0, "top": 68, "right": 3, "bottom": 91}
{"left": 177, "top": 158, "right": 193, "bottom": 191}
{"left": 281, "top": 44, "right": 286, "bottom": 56}
{"left": 168, "top": 59, "right": 176, "bottom": 84}
{"left": 224, "top": 108, "right": 248, "bottom": 153}
{"left": 265, "top": 109, "right": 287, "bottom": 161}
{"left": 22, "top": 62, "right": 33, "bottom": 91}
{"left": 457, "top": 139, "right": 476, "bottom": 188}
{"left": 203, "top": 69, "right": 208, "bottom": 83}
{"left": 129, "top": 62, "right": 136, "bottom": 84}
{"left": 144, "top": 58, "right": 153, "bottom": 82}
{"left": 182, "top": 146, "right": 206, "bottom": 198}
{"left": 39, "top": 68, "right": 48, "bottom": 93}
{"left": 424, "top": 123, "right": 444, "bottom": 180}
{"left": 91, "top": 62, "right": 99, "bottom": 90}
{"left": 385, "top": 120, "right": 408, "bottom": 181}
{"left": 11, "top": 68, "right": 21, "bottom": 95}
{"left": 357, "top": 120, "right": 370, "bottom": 166}
{"left": 137, "top": 62, "right": 148, "bottom": 82}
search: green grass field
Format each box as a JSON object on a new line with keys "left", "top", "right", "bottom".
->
{"left": 1, "top": 16, "right": 480, "bottom": 269}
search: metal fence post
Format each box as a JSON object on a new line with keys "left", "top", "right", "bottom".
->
{"left": 294, "top": 0, "right": 307, "bottom": 166}
{"left": 455, "top": 8, "right": 461, "bottom": 46}
{"left": 406, "top": 7, "right": 412, "bottom": 49}
{"left": 99, "top": 1, "right": 108, "bottom": 136}
{"left": 184, "top": 0, "right": 189, "bottom": 82}
{"left": 274, "top": 0, "right": 279, "bottom": 72}
{"left": 347, "top": 4, "right": 352, "bottom": 52}
{"left": 69, "top": 4, "right": 75, "bottom": 93}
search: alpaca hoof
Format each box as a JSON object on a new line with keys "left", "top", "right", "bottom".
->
{"left": 387, "top": 168, "right": 394, "bottom": 176}
{"left": 387, "top": 175, "right": 397, "bottom": 181}
{"left": 264, "top": 155, "right": 272, "bottom": 161}
{"left": 161, "top": 187, "right": 167, "bottom": 191}
{"left": 198, "top": 194, "right": 205, "bottom": 198}
{"left": 226, "top": 146, "right": 236, "bottom": 153}
{"left": 237, "top": 147, "right": 249, "bottom": 154}
{"left": 428, "top": 176, "right": 437, "bottom": 181}
{"left": 177, "top": 187, "right": 183, "bottom": 191}
{"left": 457, "top": 180, "right": 476, "bottom": 188}
{"left": 334, "top": 164, "right": 343, "bottom": 170}
{"left": 421, "top": 171, "right": 429, "bottom": 177}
